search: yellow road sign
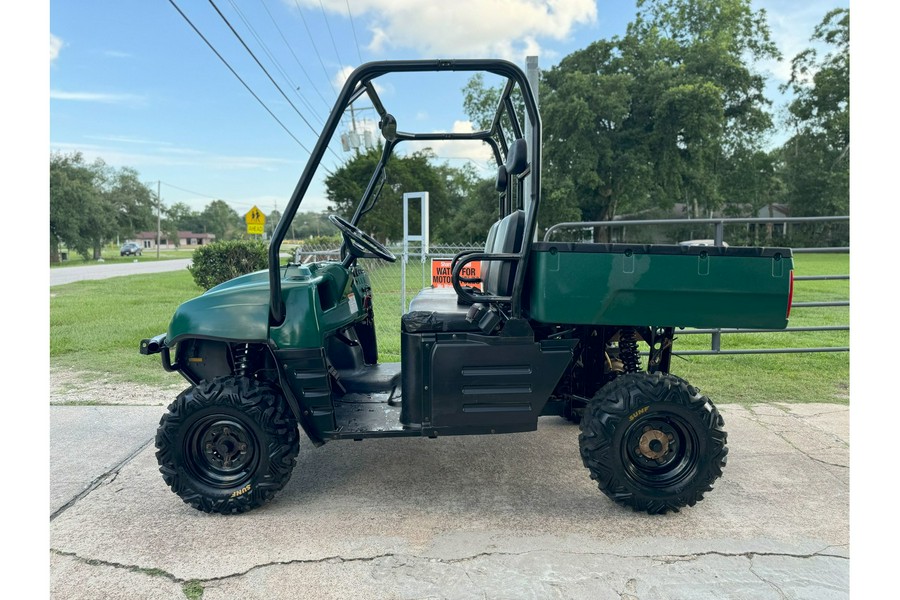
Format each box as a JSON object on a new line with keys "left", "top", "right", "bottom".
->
{"left": 245, "top": 206, "right": 266, "bottom": 225}
{"left": 245, "top": 206, "right": 265, "bottom": 235}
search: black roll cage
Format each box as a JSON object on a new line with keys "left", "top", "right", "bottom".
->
{"left": 268, "top": 59, "right": 542, "bottom": 325}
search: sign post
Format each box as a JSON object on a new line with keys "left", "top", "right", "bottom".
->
{"left": 245, "top": 206, "right": 266, "bottom": 236}
{"left": 401, "top": 192, "right": 429, "bottom": 313}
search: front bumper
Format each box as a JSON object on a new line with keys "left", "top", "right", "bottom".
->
{"left": 139, "top": 333, "right": 177, "bottom": 372}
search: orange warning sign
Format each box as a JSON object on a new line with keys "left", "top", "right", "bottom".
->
{"left": 431, "top": 259, "right": 482, "bottom": 290}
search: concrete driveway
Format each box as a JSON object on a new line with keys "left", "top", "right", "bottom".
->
{"left": 49, "top": 401, "right": 849, "bottom": 599}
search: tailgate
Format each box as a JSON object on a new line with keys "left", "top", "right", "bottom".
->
{"left": 526, "top": 242, "right": 793, "bottom": 329}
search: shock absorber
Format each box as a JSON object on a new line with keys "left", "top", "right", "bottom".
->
{"left": 232, "top": 343, "right": 251, "bottom": 378}
{"left": 619, "top": 328, "right": 641, "bottom": 373}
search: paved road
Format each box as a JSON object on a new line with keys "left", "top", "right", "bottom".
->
{"left": 49, "top": 401, "right": 849, "bottom": 599}
{"left": 49, "top": 258, "right": 192, "bottom": 286}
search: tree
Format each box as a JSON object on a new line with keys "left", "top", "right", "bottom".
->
{"left": 325, "top": 145, "right": 476, "bottom": 244}
{"left": 538, "top": 0, "right": 780, "bottom": 238}
{"left": 162, "top": 202, "right": 204, "bottom": 247}
{"left": 200, "top": 200, "right": 242, "bottom": 241}
{"left": 431, "top": 164, "right": 499, "bottom": 245}
{"left": 50, "top": 152, "right": 99, "bottom": 262}
{"left": 106, "top": 167, "right": 156, "bottom": 242}
{"left": 50, "top": 152, "right": 159, "bottom": 262}
{"left": 461, "top": 75, "right": 581, "bottom": 236}
{"left": 288, "top": 211, "right": 331, "bottom": 239}
{"left": 777, "top": 8, "right": 849, "bottom": 220}
{"left": 267, "top": 209, "right": 282, "bottom": 238}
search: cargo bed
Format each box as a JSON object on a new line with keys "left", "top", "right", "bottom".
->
{"left": 526, "top": 242, "right": 793, "bottom": 329}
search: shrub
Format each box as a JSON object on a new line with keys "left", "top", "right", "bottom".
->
{"left": 188, "top": 240, "right": 269, "bottom": 290}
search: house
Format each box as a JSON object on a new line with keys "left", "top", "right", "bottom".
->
{"left": 752, "top": 203, "right": 790, "bottom": 239}
{"left": 135, "top": 231, "right": 216, "bottom": 250}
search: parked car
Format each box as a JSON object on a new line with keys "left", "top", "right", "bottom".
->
{"left": 120, "top": 242, "right": 142, "bottom": 256}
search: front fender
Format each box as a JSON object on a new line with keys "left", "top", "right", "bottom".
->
{"left": 168, "top": 272, "right": 271, "bottom": 345}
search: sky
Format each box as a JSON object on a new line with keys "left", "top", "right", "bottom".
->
{"left": 49, "top": 0, "right": 849, "bottom": 219}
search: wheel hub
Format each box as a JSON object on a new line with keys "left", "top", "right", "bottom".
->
{"left": 202, "top": 422, "right": 250, "bottom": 470}
{"left": 637, "top": 428, "right": 671, "bottom": 460}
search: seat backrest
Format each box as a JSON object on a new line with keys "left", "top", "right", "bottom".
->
{"left": 483, "top": 209, "right": 525, "bottom": 297}
{"left": 478, "top": 220, "right": 500, "bottom": 291}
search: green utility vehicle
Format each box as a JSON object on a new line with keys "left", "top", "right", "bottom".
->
{"left": 142, "top": 60, "right": 793, "bottom": 515}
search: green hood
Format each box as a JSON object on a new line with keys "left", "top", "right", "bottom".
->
{"left": 168, "top": 270, "right": 271, "bottom": 344}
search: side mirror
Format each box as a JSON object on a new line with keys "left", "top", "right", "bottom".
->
{"left": 379, "top": 114, "right": 398, "bottom": 142}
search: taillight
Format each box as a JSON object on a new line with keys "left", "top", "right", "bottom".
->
{"left": 786, "top": 270, "right": 794, "bottom": 318}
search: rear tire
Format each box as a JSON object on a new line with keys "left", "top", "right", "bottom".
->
{"left": 579, "top": 372, "right": 727, "bottom": 514}
{"left": 155, "top": 376, "right": 300, "bottom": 514}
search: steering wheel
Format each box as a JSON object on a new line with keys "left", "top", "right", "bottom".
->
{"left": 328, "top": 215, "right": 397, "bottom": 262}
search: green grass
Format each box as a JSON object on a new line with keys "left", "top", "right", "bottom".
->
{"left": 51, "top": 246, "right": 196, "bottom": 268}
{"left": 182, "top": 581, "right": 204, "bottom": 600}
{"left": 49, "top": 253, "right": 849, "bottom": 403}
{"left": 50, "top": 270, "right": 203, "bottom": 385}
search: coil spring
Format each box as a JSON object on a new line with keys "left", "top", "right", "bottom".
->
{"left": 619, "top": 328, "right": 641, "bottom": 373}
{"left": 233, "top": 343, "right": 250, "bottom": 377}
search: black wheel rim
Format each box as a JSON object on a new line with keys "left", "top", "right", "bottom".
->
{"left": 184, "top": 414, "right": 260, "bottom": 489}
{"left": 621, "top": 413, "right": 699, "bottom": 489}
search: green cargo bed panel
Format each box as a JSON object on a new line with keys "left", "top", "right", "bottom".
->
{"left": 526, "top": 242, "right": 793, "bottom": 329}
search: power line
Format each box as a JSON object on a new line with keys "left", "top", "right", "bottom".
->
{"left": 292, "top": 0, "right": 340, "bottom": 97}
{"left": 345, "top": 0, "right": 363, "bottom": 64}
{"left": 160, "top": 181, "right": 233, "bottom": 202}
{"left": 207, "top": 0, "right": 325, "bottom": 139}
{"left": 258, "top": 0, "right": 332, "bottom": 110}
{"left": 165, "top": 0, "right": 313, "bottom": 154}
{"left": 318, "top": 0, "right": 345, "bottom": 70}
{"left": 207, "top": 0, "right": 347, "bottom": 169}
{"left": 226, "top": 0, "right": 325, "bottom": 126}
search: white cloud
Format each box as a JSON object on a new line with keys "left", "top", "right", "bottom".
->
{"left": 49, "top": 141, "right": 295, "bottom": 171}
{"left": 333, "top": 65, "right": 356, "bottom": 91}
{"left": 85, "top": 135, "right": 173, "bottom": 146}
{"left": 50, "top": 90, "right": 145, "bottom": 105}
{"left": 50, "top": 33, "right": 62, "bottom": 63}
{"left": 288, "top": 0, "right": 597, "bottom": 62}
{"left": 332, "top": 64, "right": 391, "bottom": 96}
{"left": 403, "top": 120, "right": 495, "bottom": 171}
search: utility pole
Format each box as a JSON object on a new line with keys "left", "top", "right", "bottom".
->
{"left": 340, "top": 104, "right": 375, "bottom": 154}
{"left": 157, "top": 180, "right": 161, "bottom": 259}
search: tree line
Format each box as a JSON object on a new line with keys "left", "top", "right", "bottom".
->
{"left": 48, "top": 153, "right": 333, "bottom": 262}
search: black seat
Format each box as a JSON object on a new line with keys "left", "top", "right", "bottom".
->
{"left": 402, "top": 137, "right": 529, "bottom": 333}
{"left": 402, "top": 210, "right": 525, "bottom": 333}
{"left": 407, "top": 220, "right": 499, "bottom": 315}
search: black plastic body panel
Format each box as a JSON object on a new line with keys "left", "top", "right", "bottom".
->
{"left": 400, "top": 330, "right": 577, "bottom": 432}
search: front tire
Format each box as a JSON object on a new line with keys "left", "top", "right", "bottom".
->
{"left": 579, "top": 372, "right": 727, "bottom": 514}
{"left": 155, "top": 376, "right": 300, "bottom": 514}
